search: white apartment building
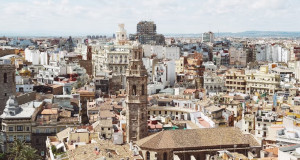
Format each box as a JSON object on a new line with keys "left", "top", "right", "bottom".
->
{"left": 270, "top": 67, "right": 294, "bottom": 82}
{"left": 15, "top": 75, "right": 34, "bottom": 93}
{"left": 203, "top": 71, "right": 225, "bottom": 94}
{"left": 37, "top": 61, "right": 67, "bottom": 84}
{"left": 143, "top": 44, "right": 180, "bottom": 60}
{"left": 255, "top": 44, "right": 267, "bottom": 61}
{"left": 37, "top": 61, "right": 87, "bottom": 87}
{"left": 25, "top": 48, "right": 48, "bottom": 65}
{"left": 265, "top": 44, "right": 290, "bottom": 63}
{"left": 245, "top": 66, "right": 280, "bottom": 95}
{"left": 255, "top": 111, "right": 278, "bottom": 141}
{"left": 241, "top": 113, "right": 255, "bottom": 134}
{"left": 75, "top": 43, "right": 88, "bottom": 60}
{"left": 93, "top": 24, "right": 132, "bottom": 76}
{"left": 203, "top": 61, "right": 217, "bottom": 72}
{"left": 229, "top": 46, "right": 247, "bottom": 67}
{"left": 152, "top": 60, "right": 176, "bottom": 87}
{"left": 49, "top": 50, "right": 66, "bottom": 62}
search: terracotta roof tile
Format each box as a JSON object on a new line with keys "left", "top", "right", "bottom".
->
{"left": 136, "top": 127, "right": 259, "bottom": 150}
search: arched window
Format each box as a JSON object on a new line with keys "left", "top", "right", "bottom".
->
{"left": 141, "top": 84, "right": 145, "bottom": 95}
{"left": 146, "top": 151, "right": 150, "bottom": 160}
{"left": 132, "top": 85, "right": 136, "bottom": 95}
{"left": 4, "top": 73, "right": 7, "bottom": 83}
{"left": 163, "top": 152, "right": 168, "bottom": 160}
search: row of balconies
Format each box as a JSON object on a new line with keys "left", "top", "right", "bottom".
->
{"left": 246, "top": 79, "right": 279, "bottom": 83}
{"left": 109, "top": 60, "right": 128, "bottom": 64}
{"left": 226, "top": 81, "right": 246, "bottom": 85}
{"left": 256, "top": 118, "right": 276, "bottom": 122}
{"left": 247, "top": 85, "right": 276, "bottom": 89}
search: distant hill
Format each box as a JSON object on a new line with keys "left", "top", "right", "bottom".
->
{"left": 165, "top": 31, "right": 300, "bottom": 38}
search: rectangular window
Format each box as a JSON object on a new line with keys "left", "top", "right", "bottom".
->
{"left": 46, "top": 128, "right": 50, "bottom": 133}
{"left": 9, "top": 127, "right": 13, "bottom": 131}
{"left": 17, "top": 126, "right": 23, "bottom": 131}
{"left": 165, "top": 111, "right": 167, "bottom": 114}
{"left": 36, "top": 129, "right": 40, "bottom": 133}
{"left": 159, "top": 111, "right": 161, "bottom": 114}
{"left": 9, "top": 135, "right": 14, "bottom": 142}
{"left": 17, "top": 135, "right": 23, "bottom": 141}
{"left": 26, "top": 135, "right": 31, "bottom": 142}
{"left": 26, "top": 127, "right": 30, "bottom": 131}
{"left": 153, "top": 111, "right": 156, "bottom": 114}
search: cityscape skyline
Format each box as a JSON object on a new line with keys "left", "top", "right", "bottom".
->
{"left": 2, "top": 1, "right": 300, "bottom": 158}
{"left": 1, "top": 0, "right": 300, "bottom": 36}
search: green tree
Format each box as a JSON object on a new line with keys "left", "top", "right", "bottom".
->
{"left": 18, "top": 145, "right": 41, "bottom": 160}
{"left": 51, "top": 145, "right": 57, "bottom": 154}
{"left": 0, "top": 153, "right": 7, "bottom": 160}
{"left": 10, "top": 140, "right": 41, "bottom": 160}
{"left": 10, "top": 139, "right": 24, "bottom": 159}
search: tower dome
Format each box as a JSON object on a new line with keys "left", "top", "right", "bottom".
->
{"left": 4, "top": 96, "right": 21, "bottom": 116}
{"left": 6, "top": 95, "right": 18, "bottom": 107}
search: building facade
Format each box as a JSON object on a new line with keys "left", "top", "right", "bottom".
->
{"left": 129, "top": 21, "right": 165, "bottom": 45}
{"left": 0, "top": 96, "right": 43, "bottom": 153}
{"left": 229, "top": 46, "right": 248, "bottom": 67}
{"left": 126, "top": 41, "right": 148, "bottom": 142}
{"left": 225, "top": 69, "right": 246, "bottom": 93}
{"left": 202, "top": 31, "right": 214, "bottom": 43}
{"left": 245, "top": 66, "right": 280, "bottom": 95}
{"left": 204, "top": 71, "right": 225, "bottom": 94}
{"left": 0, "top": 61, "right": 16, "bottom": 114}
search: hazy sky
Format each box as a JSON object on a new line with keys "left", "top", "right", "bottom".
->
{"left": 0, "top": 0, "right": 299, "bottom": 36}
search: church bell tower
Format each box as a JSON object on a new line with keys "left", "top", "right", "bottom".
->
{"left": 125, "top": 40, "right": 148, "bottom": 143}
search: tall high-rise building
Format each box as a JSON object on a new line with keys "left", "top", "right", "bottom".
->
{"left": 202, "top": 31, "right": 214, "bottom": 43}
{"left": 129, "top": 21, "right": 165, "bottom": 45}
{"left": 137, "top": 21, "right": 156, "bottom": 35}
{"left": 125, "top": 40, "right": 148, "bottom": 143}
{"left": 0, "top": 60, "right": 16, "bottom": 115}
